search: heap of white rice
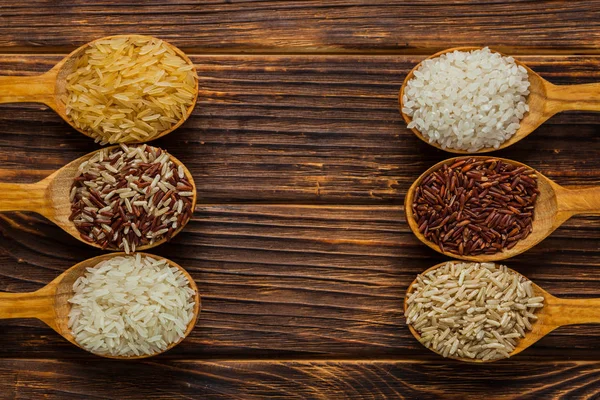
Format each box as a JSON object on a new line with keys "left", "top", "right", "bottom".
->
{"left": 64, "top": 36, "right": 197, "bottom": 145}
{"left": 402, "top": 47, "right": 530, "bottom": 152}
{"left": 68, "top": 254, "right": 196, "bottom": 357}
{"left": 405, "top": 262, "right": 544, "bottom": 361}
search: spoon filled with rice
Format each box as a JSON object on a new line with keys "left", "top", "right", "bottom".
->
{"left": 404, "top": 261, "right": 600, "bottom": 362}
{"left": 0, "top": 35, "right": 198, "bottom": 144}
{"left": 0, "top": 252, "right": 200, "bottom": 358}
{"left": 0, "top": 144, "right": 197, "bottom": 252}
{"left": 399, "top": 47, "right": 600, "bottom": 153}
{"left": 405, "top": 155, "right": 600, "bottom": 262}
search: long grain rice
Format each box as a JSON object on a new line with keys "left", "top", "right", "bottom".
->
{"left": 64, "top": 36, "right": 197, "bottom": 144}
{"left": 69, "top": 144, "right": 195, "bottom": 252}
{"left": 404, "top": 261, "right": 543, "bottom": 361}
{"left": 68, "top": 254, "right": 196, "bottom": 357}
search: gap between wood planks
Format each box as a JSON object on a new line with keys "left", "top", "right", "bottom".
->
{"left": 2, "top": 48, "right": 600, "bottom": 56}
{"left": 0, "top": 357, "right": 596, "bottom": 363}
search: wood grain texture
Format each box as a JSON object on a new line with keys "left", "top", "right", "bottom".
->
{"left": 2, "top": 3, "right": 600, "bottom": 397}
{"left": 1, "top": 359, "right": 600, "bottom": 399}
{"left": 1, "top": 55, "right": 600, "bottom": 204}
{"left": 0, "top": 1, "right": 600, "bottom": 53}
{"left": 2, "top": 206, "right": 600, "bottom": 362}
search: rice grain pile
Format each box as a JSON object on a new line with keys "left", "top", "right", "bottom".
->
{"left": 412, "top": 157, "right": 539, "bottom": 256}
{"left": 68, "top": 254, "right": 196, "bottom": 357}
{"left": 402, "top": 47, "right": 530, "bottom": 152}
{"left": 405, "top": 262, "right": 544, "bottom": 361}
{"left": 64, "top": 36, "right": 197, "bottom": 144}
{"left": 69, "top": 144, "right": 194, "bottom": 252}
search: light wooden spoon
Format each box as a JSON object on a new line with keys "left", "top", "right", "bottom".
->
{"left": 405, "top": 156, "right": 600, "bottom": 261}
{"left": 0, "top": 252, "right": 201, "bottom": 359}
{"left": 405, "top": 261, "right": 600, "bottom": 362}
{"left": 0, "top": 34, "right": 198, "bottom": 143}
{"left": 0, "top": 145, "right": 197, "bottom": 250}
{"left": 399, "top": 46, "right": 600, "bottom": 153}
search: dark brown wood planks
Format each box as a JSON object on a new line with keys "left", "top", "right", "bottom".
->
{"left": 1, "top": 3, "right": 600, "bottom": 397}
{"left": 1, "top": 207, "right": 600, "bottom": 361}
{"left": 0, "top": 1, "right": 600, "bottom": 53}
{"left": 0, "top": 55, "right": 600, "bottom": 204}
{"left": 1, "top": 359, "right": 600, "bottom": 399}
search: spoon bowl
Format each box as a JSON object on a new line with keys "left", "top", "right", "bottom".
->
{"left": 405, "top": 261, "right": 600, "bottom": 362}
{"left": 0, "top": 252, "right": 200, "bottom": 359}
{"left": 0, "top": 145, "right": 197, "bottom": 250}
{"left": 399, "top": 47, "right": 600, "bottom": 153}
{"left": 0, "top": 34, "right": 198, "bottom": 143}
{"left": 405, "top": 156, "right": 600, "bottom": 261}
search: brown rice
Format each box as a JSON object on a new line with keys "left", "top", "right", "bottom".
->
{"left": 405, "top": 261, "right": 543, "bottom": 361}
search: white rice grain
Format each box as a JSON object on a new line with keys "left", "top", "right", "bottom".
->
{"left": 403, "top": 47, "right": 530, "bottom": 152}
{"left": 68, "top": 254, "right": 196, "bottom": 357}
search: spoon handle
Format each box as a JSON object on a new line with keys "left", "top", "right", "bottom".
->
{"left": 0, "top": 287, "right": 55, "bottom": 323}
{"left": 548, "top": 296, "right": 600, "bottom": 326}
{"left": 0, "top": 72, "right": 57, "bottom": 109}
{"left": 0, "top": 182, "right": 50, "bottom": 213}
{"left": 556, "top": 186, "right": 600, "bottom": 215}
{"left": 547, "top": 82, "right": 600, "bottom": 113}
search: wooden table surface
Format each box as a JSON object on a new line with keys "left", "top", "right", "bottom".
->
{"left": 1, "top": 1, "right": 600, "bottom": 398}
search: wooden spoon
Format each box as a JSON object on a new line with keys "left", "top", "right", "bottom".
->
{"left": 404, "top": 261, "right": 600, "bottom": 362}
{"left": 399, "top": 46, "right": 600, "bottom": 153}
{"left": 0, "top": 145, "right": 197, "bottom": 250}
{"left": 0, "top": 34, "right": 198, "bottom": 143}
{"left": 0, "top": 252, "right": 200, "bottom": 359}
{"left": 405, "top": 156, "right": 600, "bottom": 261}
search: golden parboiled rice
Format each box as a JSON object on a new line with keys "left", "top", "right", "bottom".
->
{"left": 64, "top": 36, "right": 197, "bottom": 145}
